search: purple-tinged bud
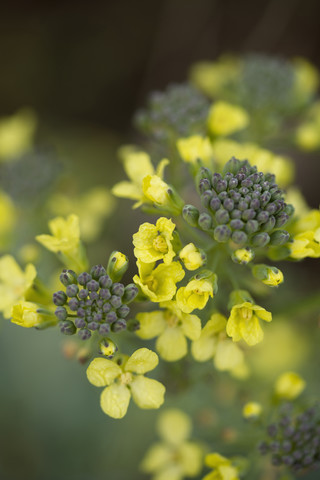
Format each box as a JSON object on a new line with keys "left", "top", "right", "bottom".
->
{"left": 261, "top": 215, "right": 276, "bottom": 232}
{"left": 117, "top": 305, "right": 130, "bottom": 318}
{"left": 218, "top": 191, "right": 228, "bottom": 201}
{"left": 90, "top": 264, "right": 106, "bottom": 280}
{"left": 77, "top": 272, "right": 92, "bottom": 286}
{"left": 122, "top": 284, "right": 139, "bottom": 304}
{"left": 99, "top": 288, "right": 111, "bottom": 300}
{"left": 230, "top": 219, "right": 244, "bottom": 230}
{"left": 87, "top": 321, "right": 99, "bottom": 331}
{"left": 93, "top": 312, "right": 103, "bottom": 322}
{"left": 99, "top": 323, "right": 110, "bottom": 336}
{"left": 231, "top": 231, "right": 248, "bottom": 244}
{"left": 228, "top": 177, "right": 238, "bottom": 189}
{"left": 53, "top": 291, "right": 67, "bottom": 306}
{"left": 182, "top": 204, "right": 199, "bottom": 227}
{"left": 99, "top": 274, "right": 112, "bottom": 289}
{"left": 269, "top": 230, "right": 290, "bottom": 246}
{"left": 78, "top": 328, "right": 91, "bottom": 340}
{"left": 75, "top": 317, "right": 86, "bottom": 329}
{"left": 245, "top": 220, "right": 259, "bottom": 234}
{"left": 257, "top": 211, "right": 269, "bottom": 223}
{"left": 106, "top": 311, "right": 117, "bottom": 324}
{"left": 238, "top": 199, "right": 249, "bottom": 211}
{"left": 216, "top": 179, "right": 228, "bottom": 193}
{"left": 201, "top": 190, "right": 214, "bottom": 208}
{"left": 199, "top": 178, "right": 211, "bottom": 193}
{"left": 198, "top": 212, "right": 212, "bottom": 230}
{"left": 111, "top": 283, "right": 125, "bottom": 297}
{"left": 230, "top": 209, "right": 242, "bottom": 219}
{"left": 210, "top": 196, "right": 221, "bottom": 211}
{"left": 60, "top": 269, "right": 77, "bottom": 286}
{"left": 250, "top": 198, "right": 260, "bottom": 210}
{"left": 78, "top": 288, "right": 89, "bottom": 300}
{"left": 214, "top": 225, "right": 231, "bottom": 242}
{"left": 55, "top": 306, "right": 67, "bottom": 321}
{"left": 89, "top": 292, "right": 99, "bottom": 301}
{"left": 112, "top": 319, "right": 127, "bottom": 332}
{"left": 242, "top": 209, "right": 255, "bottom": 221}
{"left": 251, "top": 232, "right": 270, "bottom": 247}
{"left": 266, "top": 203, "right": 278, "bottom": 215}
{"left": 223, "top": 198, "right": 234, "bottom": 211}
{"left": 77, "top": 307, "right": 86, "bottom": 318}
{"left": 110, "top": 295, "right": 122, "bottom": 308}
{"left": 66, "top": 284, "right": 79, "bottom": 297}
{"left": 275, "top": 213, "right": 289, "bottom": 228}
{"left": 60, "top": 320, "right": 76, "bottom": 335}
{"left": 68, "top": 297, "right": 79, "bottom": 311}
{"left": 102, "top": 303, "right": 111, "bottom": 314}
{"left": 211, "top": 172, "right": 222, "bottom": 186}
{"left": 87, "top": 280, "right": 100, "bottom": 292}
{"left": 215, "top": 208, "right": 229, "bottom": 224}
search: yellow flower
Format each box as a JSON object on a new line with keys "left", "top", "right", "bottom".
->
{"left": 134, "top": 260, "right": 185, "bottom": 303}
{"left": 274, "top": 372, "right": 306, "bottom": 400}
{"left": 191, "top": 313, "right": 244, "bottom": 373}
{"left": 133, "top": 217, "right": 176, "bottom": 264}
{"left": 179, "top": 243, "right": 206, "bottom": 271}
{"left": 107, "top": 251, "right": 129, "bottom": 282}
{"left": 226, "top": 290, "right": 272, "bottom": 346}
{"left": 141, "top": 409, "right": 203, "bottom": 480}
{"left": 11, "top": 301, "right": 55, "bottom": 328}
{"left": 231, "top": 247, "right": 254, "bottom": 265}
{"left": 242, "top": 402, "right": 262, "bottom": 419}
{"left": 176, "top": 135, "right": 213, "bottom": 166}
{"left": 0, "top": 255, "right": 37, "bottom": 318}
{"left": 136, "top": 301, "right": 201, "bottom": 362}
{"left": 86, "top": 348, "right": 165, "bottom": 419}
{"left": 293, "top": 58, "right": 319, "bottom": 103}
{"left": 112, "top": 146, "right": 169, "bottom": 208}
{"left": 252, "top": 264, "right": 284, "bottom": 287}
{"left": 176, "top": 275, "right": 216, "bottom": 314}
{"left": 207, "top": 101, "right": 249, "bottom": 137}
{"left": 290, "top": 209, "right": 320, "bottom": 259}
{"left": 36, "top": 214, "right": 88, "bottom": 271}
{"left": 203, "top": 452, "right": 239, "bottom": 480}
{"left": 0, "top": 109, "right": 37, "bottom": 160}
{"left": 0, "top": 190, "right": 16, "bottom": 248}
{"left": 296, "top": 102, "right": 320, "bottom": 151}
{"left": 142, "top": 174, "right": 184, "bottom": 214}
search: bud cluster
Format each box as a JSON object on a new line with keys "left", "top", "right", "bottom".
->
{"left": 259, "top": 404, "right": 320, "bottom": 473}
{"left": 53, "top": 266, "right": 138, "bottom": 340}
{"left": 187, "top": 158, "right": 293, "bottom": 247}
{"left": 134, "top": 83, "right": 210, "bottom": 141}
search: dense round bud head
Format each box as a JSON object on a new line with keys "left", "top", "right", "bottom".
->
{"left": 214, "top": 225, "right": 232, "bottom": 242}
{"left": 251, "top": 232, "right": 270, "bottom": 247}
{"left": 245, "top": 220, "right": 259, "bottom": 234}
{"left": 199, "top": 178, "right": 211, "bottom": 193}
{"left": 198, "top": 212, "right": 212, "bottom": 230}
{"left": 102, "top": 303, "right": 112, "bottom": 314}
{"left": 215, "top": 208, "right": 230, "bottom": 224}
{"left": 232, "top": 231, "right": 248, "bottom": 245}
{"left": 215, "top": 179, "right": 228, "bottom": 193}
{"left": 89, "top": 291, "right": 99, "bottom": 301}
{"left": 242, "top": 209, "right": 256, "bottom": 221}
{"left": 78, "top": 288, "right": 89, "bottom": 300}
{"left": 112, "top": 319, "right": 127, "bottom": 332}
{"left": 275, "top": 213, "right": 289, "bottom": 228}
{"left": 257, "top": 211, "right": 269, "bottom": 223}
{"left": 111, "top": 283, "right": 125, "bottom": 297}
{"left": 99, "top": 323, "right": 111, "bottom": 336}
{"left": 68, "top": 297, "right": 79, "bottom": 311}
{"left": 55, "top": 306, "right": 68, "bottom": 321}
{"left": 230, "top": 219, "right": 244, "bottom": 230}
{"left": 223, "top": 198, "right": 234, "bottom": 211}
{"left": 99, "top": 288, "right": 111, "bottom": 300}
{"left": 90, "top": 264, "right": 106, "bottom": 280}
{"left": 77, "top": 272, "right": 92, "bottom": 286}
{"left": 66, "top": 284, "right": 79, "bottom": 297}
{"left": 60, "top": 269, "right": 77, "bottom": 286}
{"left": 75, "top": 317, "right": 86, "bottom": 329}
{"left": 231, "top": 209, "right": 242, "bottom": 219}
{"left": 182, "top": 204, "right": 200, "bottom": 227}
{"left": 53, "top": 291, "right": 67, "bottom": 306}
{"left": 77, "top": 307, "right": 86, "bottom": 318}
{"left": 99, "top": 274, "right": 113, "bottom": 289}
{"left": 122, "top": 284, "right": 139, "bottom": 304}
{"left": 117, "top": 305, "right": 130, "bottom": 318}
{"left": 210, "top": 196, "right": 221, "bottom": 211}
{"left": 87, "top": 321, "right": 99, "bottom": 331}
{"left": 86, "top": 279, "right": 100, "bottom": 292}
{"left": 106, "top": 311, "right": 118, "bottom": 324}
{"left": 261, "top": 215, "right": 276, "bottom": 232}
{"left": 270, "top": 230, "right": 290, "bottom": 246}
{"left": 60, "top": 320, "right": 76, "bottom": 335}
{"left": 78, "top": 328, "right": 91, "bottom": 340}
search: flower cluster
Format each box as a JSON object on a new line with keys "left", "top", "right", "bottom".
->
{"left": 53, "top": 266, "right": 138, "bottom": 339}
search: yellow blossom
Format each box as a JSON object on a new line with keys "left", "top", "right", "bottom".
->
{"left": 112, "top": 146, "right": 169, "bottom": 208}
{"left": 0, "top": 190, "right": 16, "bottom": 248}
{"left": 0, "top": 109, "right": 37, "bottom": 160}
{"left": 293, "top": 58, "right": 319, "bottom": 104}
{"left": 0, "top": 255, "right": 37, "bottom": 318}
{"left": 226, "top": 290, "right": 272, "bottom": 346}
{"left": 107, "top": 251, "right": 129, "bottom": 282}
{"left": 252, "top": 264, "right": 284, "bottom": 287}
{"left": 179, "top": 243, "right": 205, "bottom": 270}
{"left": 11, "top": 301, "right": 55, "bottom": 328}
{"left": 141, "top": 409, "right": 203, "bottom": 480}
{"left": 296, "top": 102, "right": 320, "bottom": 151}
{"left": 86, "top": 348, "right": 165, "bottom": 418}
{"left": 176, "top": 276, "right": 216, "bottom": 314}
{"left": 203, "top": 452, "right": 240, "bottom": 480}
{"left": 134, "top": 260, "right": 185, "bottom": 303}
{"left": 136, "top": 300, "right": 201, "bottom": 362}
{"left": 133, "top": 217, "right": 176, "bottom": 264}
{"left": 231, "top": 247, "right": 254, "bottom": 265}
{"left": 207, "top": 101, "right": 249, "bottom": 137}
{"left": 176, "top": 135, "right": 213, "bottom": 166}
{"left": 274, "top": 372, "right": 306, "bottom": 400}
{"left": 289, "top": 209, "right": 320, "bottom": 259}
{"left": 36, "top": 214, "right": 88, "bottom": 271}
{"left": 242, "top": 402, "right": 262, "bottom": 419}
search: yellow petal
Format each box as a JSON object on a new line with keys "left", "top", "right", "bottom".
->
{"left": 125, "top": 348, "right": 159, "bottom": 374}
{"left": 111, "top": 181, "right": 142, "bottom": 200}
{"left": 86, "top": 357, "right": 121, "bottom": 387}
{"left": 214, "top": 340, "right": 244, "bottom": 371}
{"left": 179, "top": 442, "right": 203, "bottom": 475}
{"left": 100, "top": 384, "right": 131, "bottom": 418}
{"left": 191, "top": 335, "right": 217, "bottom": 362}
{"left": 140, "top": 443, "right": 173, "bottom": 473}
{"left": 130, "top": 375, "right": 165, "bottom": 409}
{"left": 180, "top": 313, "right": 201, "bottom": 340}
{"left": 157, "top": 409, "right": 192, "bottom": 445}
{"left": 156, "top": 327, "right": 187, "bottom": 362}
{"left": 136, "top": 311, "right": 166, "bottom": 339}
{"left": 239, "top": 315, "right": 264, "bottom": 346}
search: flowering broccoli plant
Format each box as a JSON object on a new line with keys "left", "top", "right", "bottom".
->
{"left": 1, "top": 54, "right": 320, "bottom": 479}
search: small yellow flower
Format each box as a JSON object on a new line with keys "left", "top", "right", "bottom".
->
{"left": 226, "top": 290, "right": 272, "bottom": 346}
{"left": 0, "top": 109, "right": 37, "bottom": 160}
{"left": 133, "top": 217, "right": 176, "bottom": 264}
{"left": 176, "top": 135, "right": 213, "bottom": 166}
{"left": 86, "top": 348, "right": 165, "bottom": 419}
{"left": 107, "top": 251, "right": 129, "bottom": 282}
{"left": 141, "top": 409, "right": 203, "bottom": 480}
{"left": 207, "top": 101, "right": 249, "bottom": 137}
{"left": 252, "top": 264, "right": 284, "bottom": 287}
{"left": 289, "top": 209, "right": 320, "bottom": 259}
{"left": 242, "top": 402, "right": 262, "bottom": 419}
{"left": 134, "top": 260, "right": 185, "bottom": 303}
{"left": 0, "top": 255, "right": 37, "bottom": 318}
{"left": 293, "top": 58, "right": 319, "bottom": 103}
{"left": 112, "top": 146, "right": 169, "bottom": 208}
{"left": 11, "top": 301, "right": 55, "bottom": 328}
{"left": 36, "top": 214, "right": 88, "bottom": 271}
{"left": 231, "top": 247, "right": 254, "bottom": 265}
{"left": 274, "top": 372, "right": 306, "bottom": 400}
{"left": 296, "top": 122, "right": 320, "bottom": 150}
{"left": 203, "top": 452, "right": 240, "bottom": 480}
{"left": 0, "top": 190, "right": 16, "bottom": 249}
{"left": 179, "top": 243, "right": 206, "bottom": 271}
{"left": 176, "top": 276, "right": 216, "bottom": 314}
{"left": 136, "top": 300, "right": 201, "bottom": 362}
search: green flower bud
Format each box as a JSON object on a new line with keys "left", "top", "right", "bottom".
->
{"left": 107, "top": 251, "right": 129, "bottom": 282}
{"left": 269, "top": 230, "right": 290, "bottom": 246}
{"left": 198, "top": 212, "right": 212, "bottom": 231}
{"left": 182, "top": 204, "right": 200, "bottom": 227}
{"left": 252, "top": 264, "right": 284, "bottom": 287}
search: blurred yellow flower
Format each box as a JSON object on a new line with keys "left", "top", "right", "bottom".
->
{"left": 133, "top": 217, "right": 176, "bottom": 264}
{"left": 242, "top": 402, "right": 262, "bottom": 419}
{"left": 11, "top": 301, "right": 55, "bottom": 328}
{"left": 179, "top": 243, "right": 206, "bottom": 271}
{"left": 0, "top": 255, "right": 37, "bottom": 318}
{"left": 296, "top": 102, "right": 320, "bottom": 151}
{"left": 203, "top": 452, "right": 239, "bottom": 480}
{"left": 207, "top": 101, "right": 249, "bottom": 137}
{"left": 176, "top": 276, "right": 216, "bottom": 313}
{"left": 176, "top": 135, "right": 213, "bottom": 166}
{"left": 86, "top": 348, "right": 165, "bottom": 418}
{"left": 0, "top": 109, "right": 37, "bottom": 160}
{"left": 293, "top": 58, "right": 319, "bottom": 104}
{"left": 141, "top": 409, "right": 203, "bottom": 480}
{"left": 274, "top": 372, "right": 306, "bottom": 400}
{"left": 136, "top": 300, "right": 201, "bottom": 362}
{"left": 134, "top": 260, "right": 185, "bottom": 303}
{"left": 0, "top": 190, "right": 16, "bottom": 248}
